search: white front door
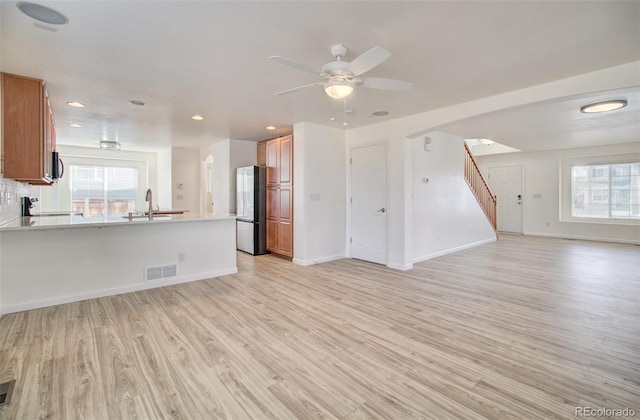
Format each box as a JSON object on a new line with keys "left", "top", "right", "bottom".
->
{"left": 489, "top": 165, "right": 523, "bottom": 233}
{"left": 351, "top": 144, "right": 387, "bottom": 264}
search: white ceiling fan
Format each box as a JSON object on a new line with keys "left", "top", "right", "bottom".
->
{"left": 269, "top": 44, "right": 414, "bottom": 99}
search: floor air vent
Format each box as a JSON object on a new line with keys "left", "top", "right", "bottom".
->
{"left": 0, "top": 380, "right": 16, "bottom": 406}
{"left": 145, "top": 264, "right": 178, "bottom": 281}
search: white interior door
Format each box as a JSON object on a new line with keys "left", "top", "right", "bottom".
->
{"left": 489, "top": 165, "right": 523, "bottom": 233}
{"left": 351, "top": 144, "right": 387, "bottom": 264}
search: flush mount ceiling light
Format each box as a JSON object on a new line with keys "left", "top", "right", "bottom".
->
{"left": 129, "top": 100, "right": 145, "bottom": 106}
{"left": 100, "top": 141, "right": 121, "bottom": 150}
{"left": 191, "top": 115, "right": 204, "bottom": 121}
{"left": 371, "top": 110, "right": 389, "bottom": 117}
{"left": 67, "top": 101, "right": 85, "bottom": 108}
{"left": 17, "top": 2, "right": 69, "bottom": 25}
{"left": 580, "top": 99, "right": 627, "bottom": 113}
{"left": 266, "top": 125, "right": 276, "bottom": 130}
{"left": 324, "top": 81, "right": 354, "bottom": 99}
{"left": 68, "top": 123, "right": 82, "bottom": 128}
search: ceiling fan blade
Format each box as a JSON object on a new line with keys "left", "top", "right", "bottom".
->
{"left": 269, "top": 56, "right": 325, "bottom": 76}
{"left": 348, "top": 46, "right": 392, "bottom": 76}
{"left": 361, "top": 77, "right": 414, "bottom": 91}
{"left": 274, "top": 82, "right": 325, "bottom": 96}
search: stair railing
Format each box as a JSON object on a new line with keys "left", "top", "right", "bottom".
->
{"left": 464, "top": 143, "right": 497, "bottom": 235}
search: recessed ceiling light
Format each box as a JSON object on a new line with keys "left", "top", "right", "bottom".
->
{"left": 68, "top": 123, "right": 82, "bottom": 128}
{"left": 580, "top": 100, "right": 627, "bottom": 113}
{"left": 17, "top": 2, "right": 69, "bottom": 25}
{"left": 67, "top": 101, "right": 85, "bottom": 108}
{"left": 192, "top": 115, "right": 204, "bottom": 121}
{"left": 371, "top": 111, "right": 389, "bottom": 117}
{"left": 129, "top": 100, "right": 145, "bottom": 106}
{"left": 266, "top": 125, "right": 276, "bottom": 130}
{"left": 330, "top": 117, "right": 336, "bottom": 121}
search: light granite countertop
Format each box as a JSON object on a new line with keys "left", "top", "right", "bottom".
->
{"left": 0, "top": 213, "right": 238, "bottom": 232}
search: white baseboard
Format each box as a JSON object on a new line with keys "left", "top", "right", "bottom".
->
{"left": 522, "top": 231, "right": 639, "bottom": 245}
{"left": 1, "top": 267, "right": 238, "bottom": 315}
{"left": 293, "top": 254, "right": 346, "bottom": 267}
{"left": 387, "top": 262, "right": 413, "bottom": 271}
{"left": 412, "top": 237, "right": 497, "bottom": 264}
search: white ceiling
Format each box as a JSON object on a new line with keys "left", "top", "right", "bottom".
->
{"left": 1, "top": 1, "right": 639, "bottom": 151}
{"left": 440, "top": 86, "right": 640, "bottom": 152}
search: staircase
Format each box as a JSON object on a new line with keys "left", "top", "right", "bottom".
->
{"left": 464, "top": 143, "right": 497, "bottom": 235}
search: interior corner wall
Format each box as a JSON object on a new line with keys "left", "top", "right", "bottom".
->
{"left": 293, "top": 122, "right": 347, "bottom": 265}
{"left": 171, "top": 147, "right": 200, "bottom": 213}
{"left": 411, "top": 132, "right": 496, "bottom": 262}
{"left": 229, "top": 140, "right": 258, "bottom": 214}
{"left": 475, "top": 142, "right": 640, "bottom": 243}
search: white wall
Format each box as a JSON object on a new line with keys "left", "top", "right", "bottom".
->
{"left": 229, "top": 140, "right": 257, "bottom": 213}
{"left": 412, "top": 132, "right": 496, "bottom": 262}
{"left": 171, "top": 147, "right": 200, "bottom": 213}
{"left": 1, "top": 219, "right": 237, "bottom": 314}
{"left": 475, "top": 142, "right": 640, "bottom": 244}
{"left": 293, "top": 123, "right": 347, "bottom": 265}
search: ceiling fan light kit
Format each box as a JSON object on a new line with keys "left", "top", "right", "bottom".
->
{"left": 270, "top": 44, "right": 414, "bottom": 99}
{"left": 324, "top": 80, "right": 354, "bottom": 99}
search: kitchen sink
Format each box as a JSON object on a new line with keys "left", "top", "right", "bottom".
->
{"left": 122, "top": 214, "right": 172, "bottom": 220}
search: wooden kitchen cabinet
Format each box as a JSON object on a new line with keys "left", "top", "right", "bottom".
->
{"left": 264, "top": 134, "right": 293, "bottom": 258}
{"left": 1, "top": 72, "right": 56, "bottom": 184}
{"left": 257, "top": 140, "right": 267, "bottom": 166}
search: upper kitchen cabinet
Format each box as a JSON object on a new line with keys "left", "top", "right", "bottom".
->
{"left": 265, "top": 134, "right": 292, "bottom": 186}
{"left": 257, "top": 140, "right": 267, "bottom": 166}
{"left": 1, "top": 72, "right": 56, "bottom": 185}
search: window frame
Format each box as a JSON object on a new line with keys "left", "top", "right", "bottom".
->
{"left": 51, "top": 154, "right": 149, "bottom": 216}
{"left": 70, "top": 164, "right": 141, "bottom": 217}
{"left": 560, "top": 153, "right": 640, "bottom": 226}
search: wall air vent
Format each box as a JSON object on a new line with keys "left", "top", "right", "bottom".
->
{"left": 162, "top": 264, "right": 177, "bottom": 278}
{"left": 145, "top": 266, "right": 163, "bottom": 281}
{"left": 145, "top": 264, "right": 178, "bottom": 281}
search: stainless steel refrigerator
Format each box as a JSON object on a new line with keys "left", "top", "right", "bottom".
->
{"left": 236, "top": 165, "right": 267, "bottom": 255}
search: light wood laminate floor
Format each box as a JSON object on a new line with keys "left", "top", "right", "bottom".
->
{"left": 0, "top": 235, "right": 638, "bottom": 419}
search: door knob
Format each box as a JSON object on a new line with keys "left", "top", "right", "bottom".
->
{"left": 377, "top": 208, "right": 386, "bottom": 213}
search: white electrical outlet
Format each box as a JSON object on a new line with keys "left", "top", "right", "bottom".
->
{"left": 178, "top": 252, "right": 186, "bottom": 262}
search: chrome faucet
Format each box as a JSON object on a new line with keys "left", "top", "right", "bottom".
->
{"left": 145, "top": 188, "right": 153, "bottom": 220}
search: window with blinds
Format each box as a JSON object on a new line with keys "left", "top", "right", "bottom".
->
{"left": 571, "top": 162, "right": 640, "bottom": 219}
{"left": 70, "top": 165, "right": 139, "bottom": 217}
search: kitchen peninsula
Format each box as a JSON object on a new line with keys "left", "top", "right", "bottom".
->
{"left": 0, "top": 213, "right": 237, "bottom": 315}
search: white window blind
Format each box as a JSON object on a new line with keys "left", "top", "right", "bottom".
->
{"left": 71, "top": 165, "right": 139, "bottom": 217}
{"left": 571, "top": 162, "right": 640, "bottom": 220}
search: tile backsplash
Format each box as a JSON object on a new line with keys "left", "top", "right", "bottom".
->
{"left": 0, "top": 176, "right": 29, "bottom": 225}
